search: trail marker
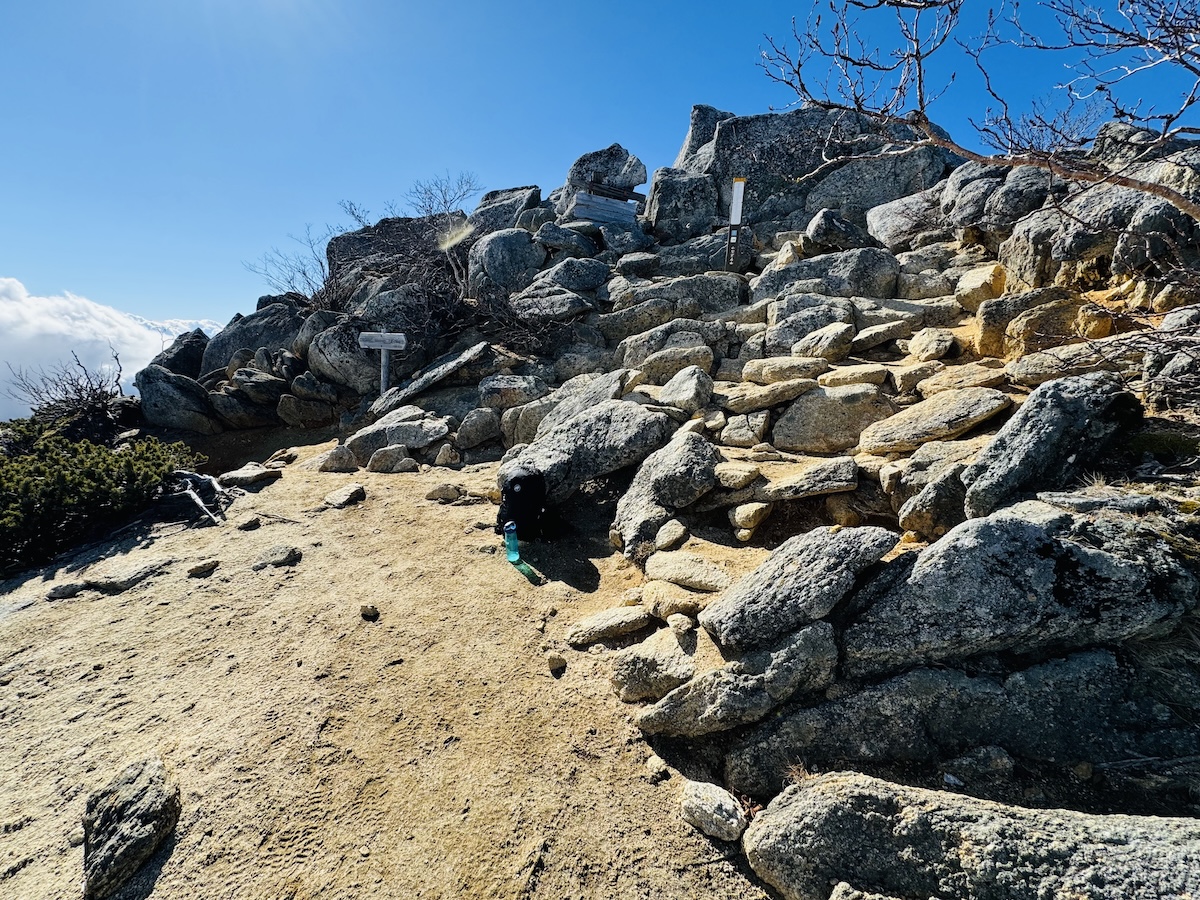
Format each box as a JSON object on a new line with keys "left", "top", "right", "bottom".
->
{"left": 725, "top": 177, "right": 747, "bottom": 271}
{"left": 358, "top": 332, "right": 408, "bottom": 395}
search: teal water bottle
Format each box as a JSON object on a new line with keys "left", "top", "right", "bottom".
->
{"left": 504, "top": 520, "right": 520, "bottom": 563}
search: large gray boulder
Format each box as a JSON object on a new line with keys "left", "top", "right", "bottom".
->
{"left": 148, "top": 328, "right": 209, "bottom": 380}
{"left": 467, "top": 185, "right": 541, "bottom": 236}
{"left": 865, "top": 183, "right": 947, "bottom": 253}
{"left": 699, "top": 526, "right": 896, "bottom": 651}
{"left": 612, "top": 432, "right": 719, "bottom": 560}
{"left": 134, "top": 366, "right": 222, "bottom": 434}
{"left": 467, "top": 228, "right": 547, "bottom": 301}
{"left": 743, "top": 772, "right": 1200, "bottom": 900}
{"left": 199, "top": 301, "right": 307, "bottom": 375}
{"left": 308, "top": 320, "right": 379, "bottom": 395}
{"left": 499, "top": 399, "right": 675, "bottom": 504}
{"left": 645, "top": 167, "right": 719, "bottom": 244}
{"left": 773, "top": 385, "right": 896, "bottom": 454}
{"left": 678, "top": 107, "right": 952, "bottom": 224}
{"left": 727, "top": 649, "right": 1200, "bottom": 798}
{"left": 637, "top": 622, "right": 837, "bottom": 737}
{"left": 534, "top": 369, "right": 642, "bottom": 438}
{"left": 208, "top": 388, "right": 279, "bottom": 429}
{"left": 1000, "top": 128, "right": 1200, "bottom": 289}
{"left": 83, "top": 756, "right": 181, "bottom": 900}
{"left": 751, "top": 248, "right": 900, "bottom": 302}
{"left": 961, "top": 371, "right": 1142, "bottom": 519}
{"left": 842, "top": 502, "right": 1198, "bottom": 678}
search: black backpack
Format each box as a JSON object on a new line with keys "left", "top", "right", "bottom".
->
{"left": 496, "top": 467, "right": 547, "bottom": 540}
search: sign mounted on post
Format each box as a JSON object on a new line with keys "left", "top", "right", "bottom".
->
{"left": 725, "top": 177, "right": 747, "bottom": 272}
{"left": 358, "top": 331, "right": 408, "bottom": 395}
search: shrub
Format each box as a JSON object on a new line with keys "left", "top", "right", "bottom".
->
{"left": 0, "top": 423, "right": 203, "bottom": 575}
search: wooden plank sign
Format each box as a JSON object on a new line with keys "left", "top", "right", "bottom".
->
{"left": 358, "top": 332, "right": 408, "bottom": 394}
{"left": 358, "top": 332, "right": 408, "bottom": 351}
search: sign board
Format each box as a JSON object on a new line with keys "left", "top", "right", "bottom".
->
{"left": 358, "top": 332, "right": 408, "bottom": 351}
{"left": 729, "top": 177, "right": 747, "bottom": 227}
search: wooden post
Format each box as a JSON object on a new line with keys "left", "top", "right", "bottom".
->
{"left": 357, "top": 332, "right": 408, "bottom": 395}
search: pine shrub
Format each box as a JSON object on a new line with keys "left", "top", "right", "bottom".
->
{"left": 0, "top": 421, "right": 202, "bottom": 575}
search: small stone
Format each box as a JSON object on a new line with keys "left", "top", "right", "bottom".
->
{"left": 46, "top": 582, "right": 86, "bottom": 600}
{"left": 546, "top": 651, "right": 567, "bottom": 674}
{"left": 187, "top": 560, "right": 219, "bottom": 579}
{"left": 236, "top": 517, "right": 262, "bottom": 532}
{"left": 680, "top": 780, "right": 748, "bottom": 842}
{"left": 566, "top": 605, "right": 654, "bottom": 647}
{"left": 434, "top": 444, "right": 460, "bottom": 467}
{"left": 425, "top": 483, "right": 462, "bottom": 502}
{"left": 317, "top": 445, "right": 360, "bottom": 473}
{"left": 655, "top": 519, "right": 689, "bottom": 551}
{"left": 645, "top": 754, "right": 670, "bottom": 783}
{"left": 730, "top": 502, "right": 772, "bottom": 530}
{"left": 252, "top": 545, "right": 302, "bottom": 571}
{"left": 324, "top": 483, "right": 366, "bottom": 509}
{"left": 360, "top": 604, "right": 380, "bottom": 622}
{"left": 667, "top": 613, "right": 694, "bottom": 636}
{"left": 644, "top": 580, "right": 709, "bottom": 619}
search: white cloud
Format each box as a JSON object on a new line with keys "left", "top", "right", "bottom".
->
{"left": 0, "top": 277, "right": 222, "bottom": 422}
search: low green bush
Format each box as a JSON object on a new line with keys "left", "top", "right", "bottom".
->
{"left": 0, "top": 421, "right": 203, "bottom": 575}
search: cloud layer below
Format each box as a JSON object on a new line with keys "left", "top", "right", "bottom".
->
{"left": 0, "top": 277, "right": 221, "bottom": 422}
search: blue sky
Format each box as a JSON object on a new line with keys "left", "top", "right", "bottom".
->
{"left": 1, "top": 1, "right": 1191, "bottom": 418}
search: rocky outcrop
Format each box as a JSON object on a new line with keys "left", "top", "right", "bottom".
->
{"left": 199, "top": 301, "right": 307, "bottom": 375}
{"left": 743, "top": 772, "right": 1200, "bottom": 900}
{"left": 135, "top": 365, "right": 222, "bottom": 434}
{"left": 83, "top": 756, "right": 181, "bottom": 900}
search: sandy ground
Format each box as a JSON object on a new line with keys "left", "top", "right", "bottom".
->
{"left": 0, "top": 440, "right": 776, "bottom": 900}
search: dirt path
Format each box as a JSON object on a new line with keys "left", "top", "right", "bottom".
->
{"left": 0, "top": 444, "right": 773, "bottom": 899}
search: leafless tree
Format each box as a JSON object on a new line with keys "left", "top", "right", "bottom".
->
{"left": 404, "top": 170, "right": 483, "bottom": 218}
{"left": 760, "top": 1, "right": 1200, "bottom": 219}
{"left": 4, "top": 350, "right": 125, "bottom": 434}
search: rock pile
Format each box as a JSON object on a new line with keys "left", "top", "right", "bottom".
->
{"left": 136, "top": 106, "right": 1200, "bottom": 897}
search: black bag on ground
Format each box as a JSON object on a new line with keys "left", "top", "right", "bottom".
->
{"left": 496, "top": 467, "right": 547, "bottom": 540}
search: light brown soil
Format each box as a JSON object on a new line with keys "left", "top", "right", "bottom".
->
{"left": 0, "top": 441, "right": 776, "bottom": 900}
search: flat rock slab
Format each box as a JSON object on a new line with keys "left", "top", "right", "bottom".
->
{"left": 700, "top": 527, "right": 895, "bottom": 651}
{"left": 324, "top": 483, "right": 367, "bottom": 509}
{"left": 369, "top": 341, "right": 491, "bottom": 417}
{"left": 711, "top": 379, "right": 817, "bottom": 415}
{"left": 252, "top": 545, "right": 302, "bottom": 570}
{"left": 744, "top": 772, "right": 1200, "bottom": 900}
{"left": 218, "top": 463, "right": 284, "bottom": 488}
{"left": 857, "top": 387, "right": 1011, "bottom": 454}
{"left": 565, "top": 605, "right": 654, "bottom": 647}
{"left": 916, "top": 361, "right": 1006, "bottom": 397}
{"left": 83, "top": 756, "right": 181, "bottom": 900}
{"left": 85, "top": 560, "right": 173, "bottom": 595}
{"left": 637, "top": 622, "right": 836, "bottom": 737}
{"left": 725, "top": 648, "right": 1199, "bottom": 799}
{"left": 643, "top": 552, "right": 734, "bottom": 592}
{"left": 752, "top": 457, "right": 859, "bottom": 503}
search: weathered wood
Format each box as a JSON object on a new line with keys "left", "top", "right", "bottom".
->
{"left": 565, "top": 192, "right": 636, "bottom": 225}
{"left": 584, "top": 181, "right": 647, "bottom": 202}
{"left": 358, "top": 332, "right": 408, "bottom": 351}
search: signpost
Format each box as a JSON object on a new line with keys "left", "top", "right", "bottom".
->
{"left": 724, "top": 177, "right": 747, "bottom": 272}
{"left": 358, "top": 332, "right": 408, "bottom": 395}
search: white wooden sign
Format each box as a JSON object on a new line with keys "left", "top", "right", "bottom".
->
{"left": 358, "top": 332, "right": 408, "bottom": 394}
{"left": 358, "top": 332, "right": 408, "bottom": 351}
